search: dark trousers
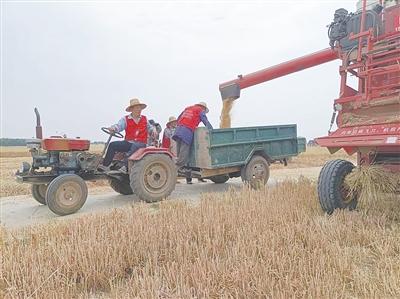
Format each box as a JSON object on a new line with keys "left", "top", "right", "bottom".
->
{"left": 175, "top": 138, "right": 191, "bottom": 168}
{"left": 103, "top": 140, "right": 146, "bottom": 166}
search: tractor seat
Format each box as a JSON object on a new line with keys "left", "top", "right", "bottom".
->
{"left": 42, "top": 137, "right": 90, "bottom": 151}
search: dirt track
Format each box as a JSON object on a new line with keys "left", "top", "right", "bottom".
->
{"left": 0, "top": 167, "right": 321, "bottom": 229}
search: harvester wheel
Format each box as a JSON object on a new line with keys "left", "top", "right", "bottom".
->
{"left": 109, "top": 177, "right": 133, "bottom": 195}
{"left": 241, "top": 155, "right": 270, "bottom": 189}
{"left": 317, "top": 159, "right": 357, "bottom": 214}
{"left": 46, "top": 174, "right": 88, "bottom": 216}
{"left": 209, "top": 175, "right": 230, "bottom": 184}
{"left": 130, "top": 154, "right": 176, "bottom": 203}
{"left": 31, "top": 184, "right": 48, "bottom": 205}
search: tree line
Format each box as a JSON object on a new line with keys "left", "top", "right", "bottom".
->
{"left": 0, "top": 138, "right": 105, "bottom": 146}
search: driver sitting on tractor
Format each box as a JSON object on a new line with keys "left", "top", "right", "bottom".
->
{"left": 98, "top": 98, "right": 157, "bottom": 173}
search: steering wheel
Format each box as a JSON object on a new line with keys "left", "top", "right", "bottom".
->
{"left": 101, "top": 127, "right": 123, "bottom": 138}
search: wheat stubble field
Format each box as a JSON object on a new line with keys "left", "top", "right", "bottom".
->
{"left": 1, "top": 146, "right": 399, "bottom": 298}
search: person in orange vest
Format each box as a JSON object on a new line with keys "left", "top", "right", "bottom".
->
{"left": 98, "top": 98, "right": 157, "bottom": 173}
{"left": 172, "top": 102, "right": 213, "bottom": 174}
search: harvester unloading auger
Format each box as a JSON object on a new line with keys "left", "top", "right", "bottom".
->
{"left": 219, "top": 0, "right": 400, "bottom": 214}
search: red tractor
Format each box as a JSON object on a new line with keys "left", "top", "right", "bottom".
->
{"left": 219, "top": 0, "right": 399, "bottom": 213}
{"left": 16, "top": 108, "right": 177, "bottom": 216}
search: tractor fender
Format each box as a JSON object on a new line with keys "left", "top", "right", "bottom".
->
{"left": 128, "top": 147, "right": 174, "bottom": 161}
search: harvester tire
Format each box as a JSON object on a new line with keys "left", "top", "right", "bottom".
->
{"left": 241, "top": 155, "right": 270, "bottom": 189}
{"left": 210, "top": 175, "right": 230, "bottom": 184}
{"left": 31, "top": 184, "right": 48, "bottom": 205}
{"left": 317, "top": 159, "right": 357, "bottom": 214}
{"left": 109, "top": 177, "right": 133, "bottom": 195}
{"left": 46, "top": 174, "right": 88, "bottom": 216}
{"left": 130, "top": 154, "right": 176, "bottom": 203}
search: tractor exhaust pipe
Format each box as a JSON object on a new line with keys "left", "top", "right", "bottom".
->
{"left": 34, "top": 107, "right": 43, "bottom": 139}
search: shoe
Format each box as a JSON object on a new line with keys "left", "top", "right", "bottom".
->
{"left": 97, "top": 165, "right": 111, "bottom": 172}
{"left": 198, "top": 178, "right": 206, "bottom": 183}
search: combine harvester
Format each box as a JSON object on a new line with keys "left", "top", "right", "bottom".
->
{"left": 219, "top": 0, "right": 400, "bottom": 213}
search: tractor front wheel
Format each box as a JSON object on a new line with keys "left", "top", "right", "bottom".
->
{"left": 317, "top": 159, "right": 358, "bottom": 214}
{"left": 31, "top": 184, "right": 48, "bottom": 205}
{"left": 46, "top": 174, "right": 88, "bottom": 216}
{"left": 130, "top": 154, "right": 176, "bottom": 203}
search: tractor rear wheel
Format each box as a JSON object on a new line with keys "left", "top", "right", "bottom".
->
{"left": 317, "top": 159, "right": 358, "bottom": 214}
{"left": 241, "top": 155, "right": 270, "bottom": 189}
{"left": 31, "top": 184, "right": 48, "bottom": 205}
{"left": 130, "top": 154, "right": 176, "bottom": 203}
{"left": 46, "top": 174, "right": 88, "bottom": 216}
{"left": 210, "top": 174, "right": 230, "bottom": 184}
{"left": 109, "top": 177, "right": 133, "bottom": 195}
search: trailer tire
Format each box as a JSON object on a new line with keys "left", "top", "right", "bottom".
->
{"left": 109, "top": 177, "right": 133, "bottom": 195}
{"left": 46, "top": 174, "right": 88, "bottom": 216}
{"left": 31, "top": 184, "right": 48, "bottom": 205}
{"left": 317, "top": 159, "right": 357, "bottom": 214}
{"left": 241, "top": 155, "right": 270, "bottom": 189}
{"left": 130, "top": 154, "right": 176, "bottom": 203}
{"left": 210, "top": 175, "right": 230, "bottom": 184}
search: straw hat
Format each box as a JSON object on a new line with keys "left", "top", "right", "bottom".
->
{"left": 125, "top": 98, "right": 147, "bottom": 112}
{"left": 196, "top": 101, "right": 209, "bottom": 113}
{"left": 167, "top": 116, "right": 177, "bottom": 125}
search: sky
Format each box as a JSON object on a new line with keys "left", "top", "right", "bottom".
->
{"left": 1, "top": 0, "right": 357, "bottom": 141}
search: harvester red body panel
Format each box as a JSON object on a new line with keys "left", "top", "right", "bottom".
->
{"left": 219, "top": 2, "right": 400, "bottom": 170}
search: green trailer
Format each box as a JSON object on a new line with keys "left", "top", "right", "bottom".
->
{"left": 187, "top": 124, "right": 306, "bottom": 187}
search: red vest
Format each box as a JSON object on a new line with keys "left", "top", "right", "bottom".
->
{"left": 162, "top": 132, "right": 171, "bottom": 149}
{"left": 125, "top": 115, "right": 148, "bottom": 143}
{"left": 177, "top": 105, "right": 203, "bottom": 131}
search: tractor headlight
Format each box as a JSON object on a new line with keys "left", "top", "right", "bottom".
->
{"left": 19, "top": 162, "right": 31, "bottom": 174}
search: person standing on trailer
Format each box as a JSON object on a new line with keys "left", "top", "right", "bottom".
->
{"left": 172, "top": 102, "right": 213, "bottom": 174}
{"left": 98, "top": 98, "right": 157, "bottom": 173}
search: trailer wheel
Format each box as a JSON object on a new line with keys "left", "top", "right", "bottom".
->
{"left": 318, "top": 159, "right": 357, "bottom": 214}
{"left": 210, "top": 175, "right": 230, "bottom": 184}
{"left": 109, "top": 177, "right": 133, "bottom": 195}
{"left": 130, "top": 154, "right": 176, "bottom": 203}
{"left": 46, "top": 174, "right": 88, "bottom": 216}
{"left": 31, "top": 184, "right": 48, "bottom": 205}
{"left": 241, "top": 155, "right": 270, "bottom": 189}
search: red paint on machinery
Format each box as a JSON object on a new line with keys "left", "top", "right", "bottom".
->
{"left": 219, "top": 1, "right": 400, "bottom": 169}
{"left": 42, "top": 138, "right": 90, "bottom": 151}
{"left": 220, "top": 48, "right": 338, "bottom": 91}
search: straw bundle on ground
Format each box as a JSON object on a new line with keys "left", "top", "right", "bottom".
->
{"left": 345, "top": 165, "right": 400, "bottom": 200}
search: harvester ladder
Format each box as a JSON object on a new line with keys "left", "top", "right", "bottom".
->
{"left": 363, "top": 33, "right": 400, "bottom": 101}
